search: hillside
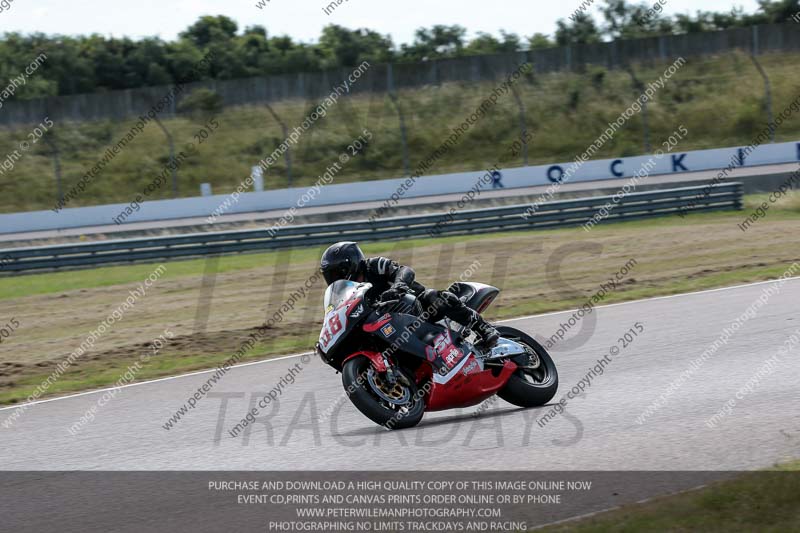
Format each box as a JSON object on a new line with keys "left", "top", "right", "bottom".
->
{"left": 0, "top": 51, "right": 799, "bottom": 214}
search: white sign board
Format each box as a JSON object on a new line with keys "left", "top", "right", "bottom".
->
{"left": 2, "top": 141, "right": 798, "bottom": 234}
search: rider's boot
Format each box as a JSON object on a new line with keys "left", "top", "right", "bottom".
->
{"left": 435, "top": 289, "right": 500, "bottom": 348}
{"left": 470, "top": 313, "right": 499, "bottom": 348}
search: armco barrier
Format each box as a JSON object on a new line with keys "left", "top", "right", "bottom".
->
{"left": 0, "top": 183, "right": 742, "bottom": 273}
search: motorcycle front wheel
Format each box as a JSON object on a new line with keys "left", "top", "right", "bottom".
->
{"left": 496, "top": 326, "right": 559, "bottom": 408}
{"left": 341, "top": 356, "right": 425, "bottom": 430}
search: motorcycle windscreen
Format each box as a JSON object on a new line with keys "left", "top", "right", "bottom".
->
{"left": 323, "top": 280, "right": 370, "bottom": 311}
{"left": 319, "top": 280, "right": 370, "bottom": 355}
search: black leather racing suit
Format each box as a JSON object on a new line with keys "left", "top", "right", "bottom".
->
{"left": 360, "top": 257, "right": 482, "bottom": 330}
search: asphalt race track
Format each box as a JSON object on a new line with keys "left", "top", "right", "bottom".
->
{"left": 2, "top": 278, "right": 800, "bottom": 471}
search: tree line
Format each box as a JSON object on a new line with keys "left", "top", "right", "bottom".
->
{"left": 0, "top": 0, "right": 797, "bottom": 99}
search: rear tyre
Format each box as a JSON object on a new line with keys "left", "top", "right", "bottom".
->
{"left": 342, "top": 356, "right": 425, "bottom": 429}
{"left": 496, "top": 326, "right": 559, "bottom": 408}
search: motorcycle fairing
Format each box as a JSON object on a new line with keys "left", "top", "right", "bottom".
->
{"left": 425, "top": 329, "right": 469, "bottom": 373}
{"left": 318, "top": 290, "right": 368, "bottom": 358}
{"left": 425, "top": 355, "right": 517, "bottom": 411}
{"left": 487, "top": 337, "right": 530, "bottom": 360}
{"left": 363, "top": 311, "right": 462, "bottom": 375}
{"left": 360, "top": 310, "right": 519, "bottom": 411}
{"left": 342, "top": 350, "right": 387, "bottom": 372}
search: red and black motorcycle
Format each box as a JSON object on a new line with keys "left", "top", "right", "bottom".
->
{"left": 316, "top": 280, "right": 558, "bottom": 429}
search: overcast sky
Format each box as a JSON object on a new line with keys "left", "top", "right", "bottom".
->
{"left": 2, "top": 0, "right": 761, "bottom": 44}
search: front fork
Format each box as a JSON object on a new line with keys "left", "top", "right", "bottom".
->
{"left": 381, "top": 354, "right": 399, "bottom": 384}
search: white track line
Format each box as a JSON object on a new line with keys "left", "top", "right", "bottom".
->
{"left": 504, "top": 275, "right": 800, "bottom": 323}
{"left": 0, "top": 352, "right": 311, "bottom": 412}
{"left": 1, "top": 276, "right": 797, "bottom": 413}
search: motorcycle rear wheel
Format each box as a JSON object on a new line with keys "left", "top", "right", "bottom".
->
{"left": 496, "top": 326, "right": 559, "bottom": 408}
{"left": 342, "top": 356, "right": 425, "bottom": 430}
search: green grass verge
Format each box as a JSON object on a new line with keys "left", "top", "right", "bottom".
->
{"left": 540, "top": 461, "right": 800, "bottom": 532}
{"left": 0, "top": 339, "right": 297, "bottom": 405}
{"left": 3, "top": 197, "right": 798, "bottom": 302}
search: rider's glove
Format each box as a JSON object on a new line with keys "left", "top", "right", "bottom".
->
{"left": 379, "top": 283, "right": 409, "bottom": 302}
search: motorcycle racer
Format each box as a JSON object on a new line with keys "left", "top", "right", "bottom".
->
{"left": 319, "top": 241, "right": 499, "bottom": 347}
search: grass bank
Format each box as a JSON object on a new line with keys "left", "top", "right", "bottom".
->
{"left": 1, "top": 51, "right": 799, "bottom": 213}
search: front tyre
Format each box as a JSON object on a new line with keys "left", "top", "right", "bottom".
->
{"left": 496, "top": 326, "right": 559, "bottom": 408}
{"left": 342, "top": 356, "right": 425, "bottom": 430}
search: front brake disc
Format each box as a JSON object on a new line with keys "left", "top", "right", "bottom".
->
{"left": 367, "top": 367, "right": 412, "bottom": 405}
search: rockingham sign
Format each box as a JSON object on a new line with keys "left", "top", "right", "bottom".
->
{"left": 523, "top": 140, "right": 799, "bottom": 186}
{"left": 1, "top": 141, "right": 798, "bottom": 234}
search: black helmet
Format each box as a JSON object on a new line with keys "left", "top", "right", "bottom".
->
{"left": 320, "top": 242, "right": 365, "bottom": 285}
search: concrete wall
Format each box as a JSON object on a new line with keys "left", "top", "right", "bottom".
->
{"left": 1, "top": 140, "right": 797, "bottom": 234}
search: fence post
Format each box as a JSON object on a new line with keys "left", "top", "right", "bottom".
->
{"left": 152, "top": 115, "right": 178, "bottom": 197}
{"left": 387, "top": 64, "right": 411, "bottom": 177}
{"left": 625, "top": 65, "right": 652, "bottom": 153}
{"left": 42, "top": 130, "right": 63, "bottom": 204}
{"left": 509, "top": 83, "right": 530, "bottom": 166}
{"left": 750, "top": 54, "right": 775, "bottom": 142}
{"left": 752, "top": 25, "right": 760, "bottom": 56}
{"left": 265, "top": 102, "right": 293, "bottom": 187}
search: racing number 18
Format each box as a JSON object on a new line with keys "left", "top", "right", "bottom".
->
{"left": 321, "top": 313, "right": 343, "bottom": 346}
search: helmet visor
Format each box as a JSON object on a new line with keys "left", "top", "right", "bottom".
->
{"left": 321, "top": 264, "right": 350, "bottom": 286}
